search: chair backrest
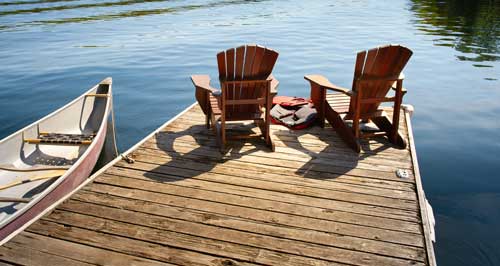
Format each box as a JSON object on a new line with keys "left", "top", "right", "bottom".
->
{"left": 349, "top": 45, "right": 412, "bottom": 115}
{"left": 217, "top": 44, "right": 279, "bottom": 118}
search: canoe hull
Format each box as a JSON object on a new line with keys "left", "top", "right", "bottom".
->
{"left": 0, "top": 123, "right": 106, "bottom": 241}
{"left": 0, "top": 78, "right": 112, "bottom": 243}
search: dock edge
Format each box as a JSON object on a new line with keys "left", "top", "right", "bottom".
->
{"left": 0, "top": 102, "right": 198, "bottom": 246}
{"left": 404, "top": 105, "right": 437, "bottom": 266}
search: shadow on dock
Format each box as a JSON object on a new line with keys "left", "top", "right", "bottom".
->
{"left": 138, "top": 118, "right": 405, "bottom": 184}
{"left": 137, "top": 114, "right": 406, "bottom": 185}
{"left": 143, "top": 123, "right": 265, "bottom": 182}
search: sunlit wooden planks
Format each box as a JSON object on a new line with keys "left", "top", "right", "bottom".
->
{"left": 0, "top": 100, "right": 433, "bottom": 266}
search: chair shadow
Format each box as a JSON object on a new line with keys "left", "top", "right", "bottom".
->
{"left": 142, "top": 122, "right": 268, "bottom": 182}
{"left": 0, "top": 178, "right": 57, "bottom": 215}
{"left": 140, "top": 116, "right": 398, "bottom": 184}
{"left": 273, "top": 125, "right": 395, "bottom": 180}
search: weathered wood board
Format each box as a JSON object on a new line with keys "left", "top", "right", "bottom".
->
{"left": 0, "top": 99, "right": 435, "bottom": 266}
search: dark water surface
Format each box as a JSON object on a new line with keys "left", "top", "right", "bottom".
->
{"left": 0, "top": 0, "right": 499, "bottom": 264}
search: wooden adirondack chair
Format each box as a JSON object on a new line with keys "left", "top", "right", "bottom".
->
{"left": 191, "top": 44, "right": 279, "bottom": 152}
{"left": 305, "top": 44, "right": 413, "bottom": 153}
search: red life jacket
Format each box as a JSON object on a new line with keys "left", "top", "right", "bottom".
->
{"left": 272, "top": 96, "right": 309, "bottom": 106}
{"left": 270, "top": 96, "right": 317, "bottom": 130}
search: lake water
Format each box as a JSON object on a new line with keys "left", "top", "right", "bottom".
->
{"left": 0, "top": 0, "right": 499, "bottom": 264}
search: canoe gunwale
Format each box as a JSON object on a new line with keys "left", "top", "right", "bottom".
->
{"left": 0, "top": 101, "right": 196, "bottom": 246}
{"left": 0, "top": 78, "right": 113, "bottom": 243}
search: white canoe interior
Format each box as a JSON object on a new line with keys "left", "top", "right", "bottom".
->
{"left": 0, "top": 78, "right": 112, "bottom": 226}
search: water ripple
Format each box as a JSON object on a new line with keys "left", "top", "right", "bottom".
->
{"left": 0, "top": 0, "right": 267, "bottom": 31}
{"left": 0, "top": 0, "right": 173, "bottom": 16}
{"left": 0, "top": 0, "right": 81, "bottom": 6}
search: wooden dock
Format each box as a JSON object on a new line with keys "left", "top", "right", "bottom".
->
{"left": 0, "top": 100, "right": 436, "bottom": 266}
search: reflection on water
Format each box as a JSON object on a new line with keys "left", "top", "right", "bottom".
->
{"left": 411, "top": 0, "right": 500, "bottom": 66}
{"left": 0, "top": 0, "right": 81, "bottom": 6}
{"left": 0, "top": 0, "right": 172, "bottom": 16}
{"left": 0, "top": 0, "right": 265, "bottom": 30}
{"left": 0, "top": 0, "right": 499, "bottom": 265}
{"left": 35, "top": 0, "right": 265, "bottom": 25}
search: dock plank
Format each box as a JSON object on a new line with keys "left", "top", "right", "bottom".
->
{"left": 0, "top": 101, "right": 435, "bottom": 265}
{"left": 0, "top": 237, "right": 95, "bottom": 266}
{"left": 111, "top": 159, "right": 417, "bottom": 200}
{"left": 69, "top": 190, "right": 424, "bottom": 260}
{"left": 103, "top": 166, "right": 420, "bottom": 221}
{"left": 87, "top": 174, "right": 423, "bottom": 246}
{"left": 4, "top": 232, "right": 171, "bottom": 266}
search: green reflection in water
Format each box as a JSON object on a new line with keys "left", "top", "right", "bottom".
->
{"left": 411, "top": 0, "right": 500, "bottom": 64}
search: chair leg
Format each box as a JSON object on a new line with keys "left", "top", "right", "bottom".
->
{"left": 205, "top": 108, "right": 211, "bottom": 129}
{"left": 309, "top": 83, "right": 326, "bottom": 128}
{"left": 264, "top": 120, "right": 274, "bottom": 151}
{"left": 371, "top": 116, "right": 406, "bottom": 148}
{"left": 255, "top": 119, "right": 273, "bottom": 151}
{"left": 391, "top": 80, "right": 404, "bottom": 144}
{"left": 220, "top": 119, "right": 226, "bottom": 153}
{"left": 324, "top": 102, "right": 360, "bottom": 153}
{"left": 383, "top": 79, "right": 406, "bottom": 148}
{"left": 352, "top": 91, "right": 361, "bottom": 139}
{"left": 214, "top": 120, "right": 221, "bottom": 147}
{"left": 211, "top": 114, "right": 217, "bottom": 134}
{"left": 265, "top": 91, "right": 274, "bottom": 151}
{"left": 267, "top": 137, "right": 275, "bottom": 152}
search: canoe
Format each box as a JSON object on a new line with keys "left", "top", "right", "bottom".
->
{"left": 0, "top": 77, "right": 112, "bottom": 243}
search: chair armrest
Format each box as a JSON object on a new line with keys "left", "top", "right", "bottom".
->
{"left": 398, "top": 72, "right": 405, "bottom": 80}
{"left": 391, "top": 84, "right": 407, "bottom": 94}
{"left": 191, "top": 75, "right": 219, "bottom": 93}
{"left": 192, "top": 75, "right": 220, "bottom": 115}
{"left": 304, "top": 74, "right": 352, "bottom": 96}
{"left": 391, "top": 73, "right": 407, "bottom": 95}
{"left": 268, "top": 74, "right": 279, "bottom": 94}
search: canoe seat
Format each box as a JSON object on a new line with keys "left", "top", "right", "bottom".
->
{"left": 24, "top": 133, "right": 95, "bottom": 145}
